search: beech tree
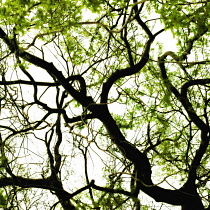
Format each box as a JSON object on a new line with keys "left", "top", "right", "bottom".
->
{"left": 0, "top": 0, "right": 209, "bottom": 209}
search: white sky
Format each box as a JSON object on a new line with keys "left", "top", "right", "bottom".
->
{"left": 1, "top": 2, "right": 209, "bottom": 210}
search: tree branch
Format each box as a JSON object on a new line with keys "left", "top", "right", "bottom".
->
{"left": 0, "top": 27, "right": 94, "bottom": 109}
{"left": 158, "top": 51, "right": 208, "bottom": 132}
{"left": 101, "top": 29, "right": 164, "bottom": 104}
{"left": 0, "top": 79, "right": 60, "bottom": 86}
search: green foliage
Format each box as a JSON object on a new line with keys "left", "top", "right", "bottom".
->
{"left": 0, "top": 0, "right": 83, "bottom": 35}
{"left": 152, "top": 0, "right": 210, "bottom": 51}
{"left": 81, "top": 0, "right": 103, "bottom": 12}
{"left": 0, "top": 190, "right": 7, "bottom": 209}
{"left": 0, "top": 0, "right": 209, "bottom": 209}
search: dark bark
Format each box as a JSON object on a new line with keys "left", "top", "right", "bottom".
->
{"left": 0, "top": 24, "right": 207, "bottom": 209}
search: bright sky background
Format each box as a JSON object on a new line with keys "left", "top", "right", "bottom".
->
{"left": 2, "top": 3, "right": 208, "bottom": 209}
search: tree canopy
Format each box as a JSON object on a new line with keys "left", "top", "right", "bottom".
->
{"left": 0, "top": 0, "right": 209, "bottom": 209}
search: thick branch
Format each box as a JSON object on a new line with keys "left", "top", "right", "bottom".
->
{"left": 0, "top": 27, "right": 94, "bottom": 108}
{"left": 159, "top": 52, "right": 208, "bottom": 132}
{"left": 92, "top": 181, "right": 132, "bottom": 197}
{"left": 101, "top": 29, "right": 164, "bottom": 104}
{"left": 0, "top": 176, "right": 76, "bottom": 209}
{"left": 158, "top": 52, "right": 208, "bottom": 209}
{"left": 0, "top": 176, "right": 69, "bottom": 195}
{"left": 90, "top": 104, "right": 204, "bottom": 207}
{"left": 181, "top": 79, "right": 210, "bottom": 95}
{"left": 133, "top": 0, "right": 153, "bottom": 38}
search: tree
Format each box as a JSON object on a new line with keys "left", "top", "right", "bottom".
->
{"left": 0, "top": 0, "right": 209, "bottom": 209}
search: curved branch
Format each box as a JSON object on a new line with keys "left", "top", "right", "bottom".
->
{"left": 0, "top": 176, "right": 70, "bottom": 196}
{"left": 133, "top": 0, "right": 153, "bottom": 38}
{"left": 3, "top": 112, "right": 51, "bottom": 141}
{"left": 158, "top": 52, "right": 209, "bottom": 209}
{"left": 181, "top": 79, "right": 210, "bottom": 96}
{"left": 66, "top": 75, "right": 87, "bottom": 96}
{"left": 0, "top": 175, "right": 76, "bottom": 209}
{"left": 54, "top": 116, "right": 62, "bottom": 174}
{"left": 101, "top": 29, "right": 164, "bottom": 104}
{"left": 92, "top": 181, "right": 132, "bottom": 197}
{"left": 158, "top": 51, "right": 208, "bottom": 132}
{"left": 120, "top": 9, "right": 134, "bottom": 66}
{"left": 179, "top": 25, "right": 208, "bottom": 61}
{"left": 91, "top": 104, "right": 204, "bottom": 208}
{"left": 0, "top": 27, "right": 94, "bottom": 109}
{"left": 63, "top": 113, "right": 95, "bottom": 124}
